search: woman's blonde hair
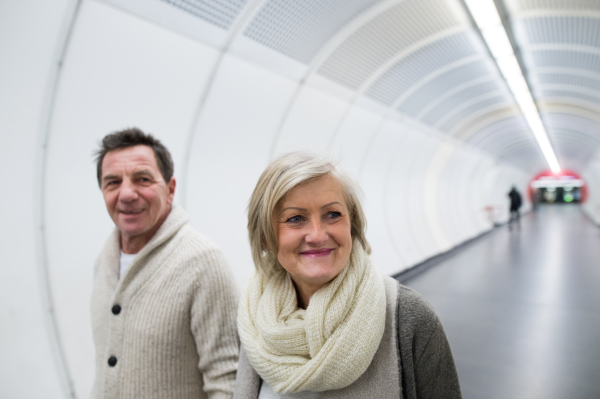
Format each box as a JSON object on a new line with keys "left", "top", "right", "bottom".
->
{"left": 247, "top": 151, "right": 371, "bottom": 275}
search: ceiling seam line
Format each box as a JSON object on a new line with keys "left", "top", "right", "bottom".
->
{"left": 179, "top": 0, "right": 267, "bottom": 208}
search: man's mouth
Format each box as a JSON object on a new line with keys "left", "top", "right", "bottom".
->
{"left": 120, "top": 209, "right": 144, "bottom": 215}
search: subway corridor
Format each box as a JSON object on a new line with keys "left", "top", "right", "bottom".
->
{"left": 4, "top": 1, "right": 600, "bottom": 396}
{"left": 400, "top": 205, "right": 600, "bottom": 399}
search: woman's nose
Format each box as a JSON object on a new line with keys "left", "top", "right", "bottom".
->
{"left": 305, "top": 218, "right": 328, "bottom": 244}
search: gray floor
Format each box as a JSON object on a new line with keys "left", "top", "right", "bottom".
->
{"left": 398, "top": 205, "right": 600, "bottom": 399}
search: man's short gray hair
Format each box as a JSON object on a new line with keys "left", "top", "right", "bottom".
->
{"left": 247, "top": 151, "right": 371, "bottom": 275}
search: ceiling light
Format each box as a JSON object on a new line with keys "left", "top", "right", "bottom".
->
{"left": 464, "top": 0, "right": 561, "bottom": 173}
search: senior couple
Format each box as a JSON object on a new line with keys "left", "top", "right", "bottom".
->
{"left": 91, "top": 128, "right": 462, "bottom": 398}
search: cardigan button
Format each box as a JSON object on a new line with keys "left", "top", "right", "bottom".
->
{"left": 112, "top": 304, "right": 121, "bottom": 315}
{"left": 108, "top": 356, "right": 117, "bottom": 367}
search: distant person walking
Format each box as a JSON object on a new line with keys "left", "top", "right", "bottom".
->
{"left": 508, "top": 186, "right": 522, "bottom": 231}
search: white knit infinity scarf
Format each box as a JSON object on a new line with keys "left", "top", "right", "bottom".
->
{"left": 238, "top": 244, "right": 386, "bottom": 393}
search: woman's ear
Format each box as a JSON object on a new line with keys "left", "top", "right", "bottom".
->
{"left": 262, "top": 237, "right": 269, "bottom": 250}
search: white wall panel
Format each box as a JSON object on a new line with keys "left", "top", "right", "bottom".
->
{"left": 330, "top": 104, "right": 383, "bottom": 178}
{"left": 360, "top": 118, "right": 408, "bottom": 275}
{"left": 184, "top": 53, "right": 297, "bottom": 288}
{"left": 44, "top": 1, "right": 218, "bottom": 395}
{"left": 470, "top": 154, "right": 495, "bottom": 232}
{"left": 582, "top": 155, "right": 600, "bottom": 223}
{"left": 406, "top": 135, "right": 444, "bottom": 261}
{"left": 582, "top": 168, "right": 600, "bottom": 223}
{"left": 453, "top": 148, "right": 484, "bottom": 241}
{"left": 481, "top": 165, "right": 504, "bottom": 223}
{"left": 463, "top": 151, "right": 493, "bottom": 235}
{"left": 274, "top": 86, "right": 348, "bottom": 156}
{"left": 437, "top": 146, "right": 466, "bottom": 245}
{"left": 0, "top": 0, "right": 73, "bottom": 398}
{"left": 1, "top": 0, "right": 550, "bottom": 395}
{"left": 230, "top": 34, "right": 309, "bottom": 81}
{"left": 423, "top": 140, "right": 456, "bottom": 252}
{"left": 386, "top": 127, "right": 429, "bottom": 268}
{"left": 582, "top": 150, "right": 600, "bottom": 223}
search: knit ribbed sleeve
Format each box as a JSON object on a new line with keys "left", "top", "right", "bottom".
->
{"left": 189, "top": 239, "right": 240, "bottom": 398}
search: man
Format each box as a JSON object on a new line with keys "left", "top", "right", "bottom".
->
{"left": 91, "top": 128, "right": 238, "bottom": 398}
{"left": 508, "top": 186, "right": 522, "bottom": 231}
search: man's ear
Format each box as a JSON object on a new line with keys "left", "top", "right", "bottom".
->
{"left": 167, "top": 177, "right": 176, "bottom": 203}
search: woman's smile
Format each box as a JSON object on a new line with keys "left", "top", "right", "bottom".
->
{"left": 299, "top": 248, "right": 334, "bottom": 257}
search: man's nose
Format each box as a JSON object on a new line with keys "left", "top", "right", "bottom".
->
{"left": 305, "top": 218, "right": 328, "bottom": 245}
{"left": 118, "top": 180, "right": 138, "bottom": 202}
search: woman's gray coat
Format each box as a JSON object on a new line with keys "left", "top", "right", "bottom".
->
{"left": 234, "top": 277, "right": 462, "bottom": 399}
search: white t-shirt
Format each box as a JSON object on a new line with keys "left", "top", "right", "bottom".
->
{"left": 258, "top": 380, "right": 319, "bottom": 399}
{"left": 119, "top": 251, "right": 137, "bottom": 279}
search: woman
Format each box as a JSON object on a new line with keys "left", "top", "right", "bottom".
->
{"left": 236, "top": 152, "right": 462, "bottom": 399}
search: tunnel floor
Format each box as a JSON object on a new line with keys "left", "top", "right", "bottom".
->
{"left": 397, "top": 204, "right": 600, "bottom": 399}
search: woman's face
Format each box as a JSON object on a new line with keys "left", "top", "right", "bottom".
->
{"left": 273, "top": 174, "right": 353, "bottom": 296}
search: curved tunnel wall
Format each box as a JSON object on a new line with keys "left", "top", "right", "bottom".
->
{"left": 582, "top": 154, "right": 600, "bottom": 224}
{"left": 2, "top": 0, "right": 533, "bottom": 397}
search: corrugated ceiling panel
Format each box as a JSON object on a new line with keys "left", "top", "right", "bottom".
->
{"left": 394, "top": 60, "right": 490, "bottom": 114}
{"left": 545, "top": 112, "right": 600, "bottom": 128}
{"left": 420, "top": 81, "right": 503, "bottom": 125}
{"left": 365, "top": 31, "right": 480, "bottom": 106}
{"left": 243, "top": 0, "right": 385, "bottom": 64}
{"left": 539, "top": 89, "right": 600, "bottom": 105}
{"left": 465, "top": 117, "right": 531, "bottom": 151}
{"left": 467, "top": 117, "right": 525, "bottom": 141}
{"left": 516, "top": 16, "right": 600, "bottom": 47}
{"left": 480, "top": 134, "right": 533, "bottom": 156}
{"left": 544, "top": 113, "right": 600, "bottom": 141}
{"left": 500, "top": 146, "right": 545, "bottom": 169}
{"left": 551, "top": 135, "right": 594, "bottom": 164}
{"left": 160, "top": 0, "right": 249, "bottom": 29}
{"left": 528, "top": 50, "right": 600, "bottom": 74}
{"left": 550, "top": 128, "right": 600, "bottom": 147}
{"left": 532, "top": 73, "right": 600, "bottom": 93}
{"left": 513, "top": 0, "right": 600, "bottom": 12}
{"left": 317, "top": 0, "right": 462, "bottom": 89}
{"left": 439, "top": 95, "right": 510, "bottom": 132}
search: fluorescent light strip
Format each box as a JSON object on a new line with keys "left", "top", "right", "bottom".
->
{"left": 464, "top": 0, "right": 561, "bottom": 173}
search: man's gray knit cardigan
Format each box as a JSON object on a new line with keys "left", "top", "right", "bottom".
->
{"left": 234, "top": 277, "right": 462, "bottom": 399}
{"left": 91, "top": 205, "right": 239, "bottom": 399}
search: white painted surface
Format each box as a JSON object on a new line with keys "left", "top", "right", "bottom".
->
{"left": 0, "top": 0, "right": 536, "bottom": 397}
{"left": 275, "top": 86, "right": 349, "bottom": 156}
{"left": 44, "top": 1, "right": 219, "bottom": 395}
{"left": 0, "top": 0, "right": 74, "bottom": 398}
{"left": 185, "top": 53, "right": 297, "bottom": 289}
{"left": 361, "top": 118, "right": 409, "bottom": 275}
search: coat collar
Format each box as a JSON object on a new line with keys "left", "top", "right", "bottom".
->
{"left": 130, "top": 204, "right": 189, "bottom": 262}
{"left": 100, "top": 204, "right": 189, "bottom": 283}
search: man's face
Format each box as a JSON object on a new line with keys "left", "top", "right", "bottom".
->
{"left": 100, "top": 145, "right": 175, "bottom": 250}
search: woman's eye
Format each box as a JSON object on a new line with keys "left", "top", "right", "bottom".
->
{"left": 286, "top": 215, "right": 303, "bottom": 223}
{"left": 326, "top": 211, "right": 342, "bottom": 220}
